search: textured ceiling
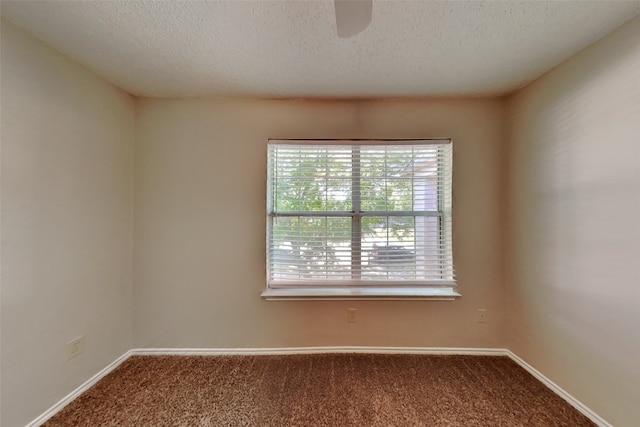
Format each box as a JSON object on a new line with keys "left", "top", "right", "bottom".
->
{"left": 1, "top": 0, "right": 639, "bottom": 98}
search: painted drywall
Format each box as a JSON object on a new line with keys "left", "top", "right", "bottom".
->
{"left": 0, "top": 20, "right": 134, "bottom": 427}
{"left": 506, "top": 16, "right": 640, "bottom": 427}
{"left": 133, "top": 97, "right": 507, "bottom": 349}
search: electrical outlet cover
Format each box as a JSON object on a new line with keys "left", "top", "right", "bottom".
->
{"left": 66, "top": 335, "right": 85, "bottom": 359}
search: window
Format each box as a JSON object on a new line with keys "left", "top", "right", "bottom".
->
{"left": 264, "top": 139, "right": 458, "bottom": 300}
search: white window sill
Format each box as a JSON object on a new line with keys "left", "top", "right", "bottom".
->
{"left": 261, "top": 286, "right": 460, "bottom": 301}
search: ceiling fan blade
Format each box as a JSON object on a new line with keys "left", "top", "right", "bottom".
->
{"left": 334, "top": 0, "right": 372, "bottom": 38}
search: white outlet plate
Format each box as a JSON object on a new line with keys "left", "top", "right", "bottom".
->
{"left": 347, "top": 308, "right": 357, "bottom": 323}
{"left": 476, "top": 309, "right": 487, "bottom": 323}
{"left": 66, "top": 335, "right": 85, "bottom": 359}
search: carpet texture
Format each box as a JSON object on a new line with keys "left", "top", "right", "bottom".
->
{"left": 44, "top": 354, "right": 595, "bottom": 426}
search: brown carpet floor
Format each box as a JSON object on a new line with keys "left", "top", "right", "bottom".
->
{"left": 44, "top": 354, "right": 595, "bottom": 426}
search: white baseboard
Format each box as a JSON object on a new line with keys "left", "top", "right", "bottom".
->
{"left": 27, "top": 347, "right": 610, "bottom": 427}
{"left": 26, "top": 350, "right": 133, "bottom": 427}
{"left": 505, "top": 350, "right": 611, "bottom": 427}
{"left": 129, "top": 346, "right": 507, "bottom": 356}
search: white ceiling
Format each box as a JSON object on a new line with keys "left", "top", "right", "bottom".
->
{"left": 2, "top": 0, "right": 639, "bottom": 99}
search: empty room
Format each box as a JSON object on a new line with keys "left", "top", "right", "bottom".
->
{"left": 1, "top": 1, "right": 639, "bottom": 426}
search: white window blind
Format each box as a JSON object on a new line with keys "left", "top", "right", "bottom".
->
{"left": 266, "top": 139, "right": 456, "bottom": 297}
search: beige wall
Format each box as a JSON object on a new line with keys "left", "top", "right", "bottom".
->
{"left": 133, "top": 97, "right": 507, "bottom": 349}
{"left": 1, "top": 21, "right": 134, "bottom": 427}
{"left": 506, "top": 16, "right": 640, "bottom": 427}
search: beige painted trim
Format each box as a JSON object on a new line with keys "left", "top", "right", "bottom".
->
{"left": 26, "top": 347, "right": 611, "bottom": 427}
{"left": 25, "top": 350, "right": 133, "bottom": 427}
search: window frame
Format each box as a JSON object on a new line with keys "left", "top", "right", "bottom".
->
{"left": 263, "top": 139, "right": 459, "bottom": 300}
